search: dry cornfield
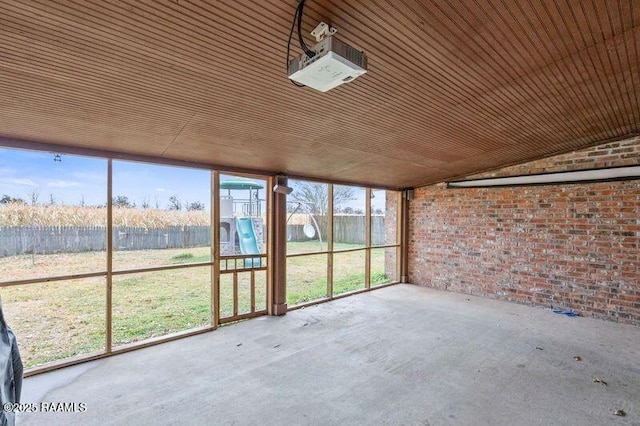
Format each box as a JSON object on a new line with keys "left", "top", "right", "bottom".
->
{"left": 0, "top": 203, "right": 210, "bottom": 227}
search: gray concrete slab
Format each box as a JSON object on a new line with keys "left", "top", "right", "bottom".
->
{"left": 17, "top": 284, "right": 640, "bottom": 425}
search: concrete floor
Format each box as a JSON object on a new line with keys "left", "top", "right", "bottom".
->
{"left": 19, "top": 284, "right": 640, "bottom": 425}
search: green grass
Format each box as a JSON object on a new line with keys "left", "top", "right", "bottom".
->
{"left": 170, "top": 252, "right": 211, "bottom": 263}
{"left": 1, "top": 242, "right": 395, "bottom": 368}
{"left": 1, "top": 278, "right": 106, "bottom": 366}
{"left": 171, "top": 253, "right": 195, "bottom": 262}
{"left": 285, "top": 243, "right": 397, "bottom": 306}
{"left": 112, "top": 268, "right": 211, "bottom": 345}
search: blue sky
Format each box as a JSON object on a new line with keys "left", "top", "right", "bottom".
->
{"left": 290, "top": 180, "right": 388, "bottom": 212}
{"left": 0, "top": 148, "right": 108, "bottom": 206}
{"left": 114, "top": 161, "right": 212, "bottom": 210}
{"left": 0, "top": 147, "right": 388, "bottom": 211}
{"left": 0, "top": 148, "right": 214, "bottom": 209}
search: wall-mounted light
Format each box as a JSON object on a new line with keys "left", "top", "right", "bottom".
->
{"left": 447, "top": 165, "right": 640, "bottom": 188}
{"left": 273, "top": 175, "right": 293, "bottom": 195}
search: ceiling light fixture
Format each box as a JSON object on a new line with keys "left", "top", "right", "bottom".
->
{"left": 273, "top": 175, "right": 294, "bottom": 195}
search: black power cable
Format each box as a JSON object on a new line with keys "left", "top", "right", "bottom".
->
{"left": 296, "top": 0, "right": 316, "bottom": 58}
{"left": 286, "top": 0, "right": 316, "bottom": 87}
{"left": 286, "top": 2, "right": 305, "bottom": 86}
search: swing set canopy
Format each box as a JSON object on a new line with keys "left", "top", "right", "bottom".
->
{"left": 220, "top": 178, "right": 264, "bottom": 190}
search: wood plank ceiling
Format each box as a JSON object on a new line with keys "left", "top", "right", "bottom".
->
{"left": 0, "top": 0, "right": 638, "bottom": 189}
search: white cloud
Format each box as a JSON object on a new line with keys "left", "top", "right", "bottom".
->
{"left": 47, "top": 180, "right": 81, "bottom": 188}
{"left": 0, "top": 177, "right": 37, "bottom": 187}
{"left": 0, "top": 167, "right": 17, "bottom": 176}
{"left": 73, "top": 172, "right": 104, "bottom": 181}
{"left": 156, "top": 187, "right": 166, "bottom": 192}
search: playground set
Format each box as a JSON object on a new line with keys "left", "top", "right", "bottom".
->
{"left": 219, "top": 177, "right": 324, "bottom": 263}
{"left": 219, "top": 177, "right": 265, "bottom": 263}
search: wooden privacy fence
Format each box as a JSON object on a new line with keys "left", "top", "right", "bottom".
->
{"left": 0, "top": 216, "right": 388, "bottom": 257}
{"left": 0, "top": 226, "right": 212, "bottom": 257}
{"left": 288, "top": 216, "right": 387, "bottom": 245}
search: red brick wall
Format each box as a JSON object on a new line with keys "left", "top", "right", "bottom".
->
{"left": 468, "top": 137, "right": 640, "bottom": 178}
{"left": 408, "top": 137, "right": 640, "bottom": 325}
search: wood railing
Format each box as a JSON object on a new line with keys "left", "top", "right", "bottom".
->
{"left": 219, "top": 254, "right": 268, "bottom": 323}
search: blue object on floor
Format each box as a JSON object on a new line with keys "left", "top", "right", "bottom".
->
{"left": 552, "top": 308, "right": 579, "bottom": 317}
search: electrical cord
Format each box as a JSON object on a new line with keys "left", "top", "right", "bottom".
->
{"left": 286, "top": 2, "right": 305, "bottom": 87}
{"left": 286, "top": 0, "right": 316, "bottom": 87}
{"left": 297, "top": 0, "right": 316, "bottom": 58}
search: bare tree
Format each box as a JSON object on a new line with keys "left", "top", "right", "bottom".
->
{"left": 28, "top": 190, "right": 40, "bottom": 206}
{"left": 113, "top": 195, "right": 134, "bottom": 208}
{"left": 186, "top": 201, "right": 205, "bottom": 211}
{"left": 0, "top": 195, "right": 25, "bottom": 204}
{"left": 168, "top": 195, "right": 182, "bottom": 211}
{"left": 291, "top": 182, "right": 354, "bottom": 216}
{"left": 141, "top": 196, "right": 150, "bottom": 209}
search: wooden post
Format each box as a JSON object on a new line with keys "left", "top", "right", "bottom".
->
{"left": 106, "top": 159, "right": 113, "bottom": 353}
{"left": 365, "top": 188, "right": 371, "bottom": 289}
{"left": 233, "top": 271, "right": 239, "bottom": 317}
{"left": 327, "top": 184, "right": 334, "bottom": 299}
{"left": 395, "top": 191, "right": 402, "bottom": 282}
{"left": 265, "top": 176, "right": 273, "bottom": 313}
{"left": 270, "top": 175, "right": 287, "bottom": 315}
{"left": 250, "top": 270, "right": 256, "bottom": 313}
{"left": 400, "top": 189, "right": 411, "bottom": 283}
{"left": 212, "top": 171, "right": 220, "bottom": 327}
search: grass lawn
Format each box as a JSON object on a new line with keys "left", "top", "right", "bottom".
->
{"left": 0, "top": 241, "right": 395, "bottom": 367}
{"left": 286, "top": 241, "right": 396, "bottom": 306}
